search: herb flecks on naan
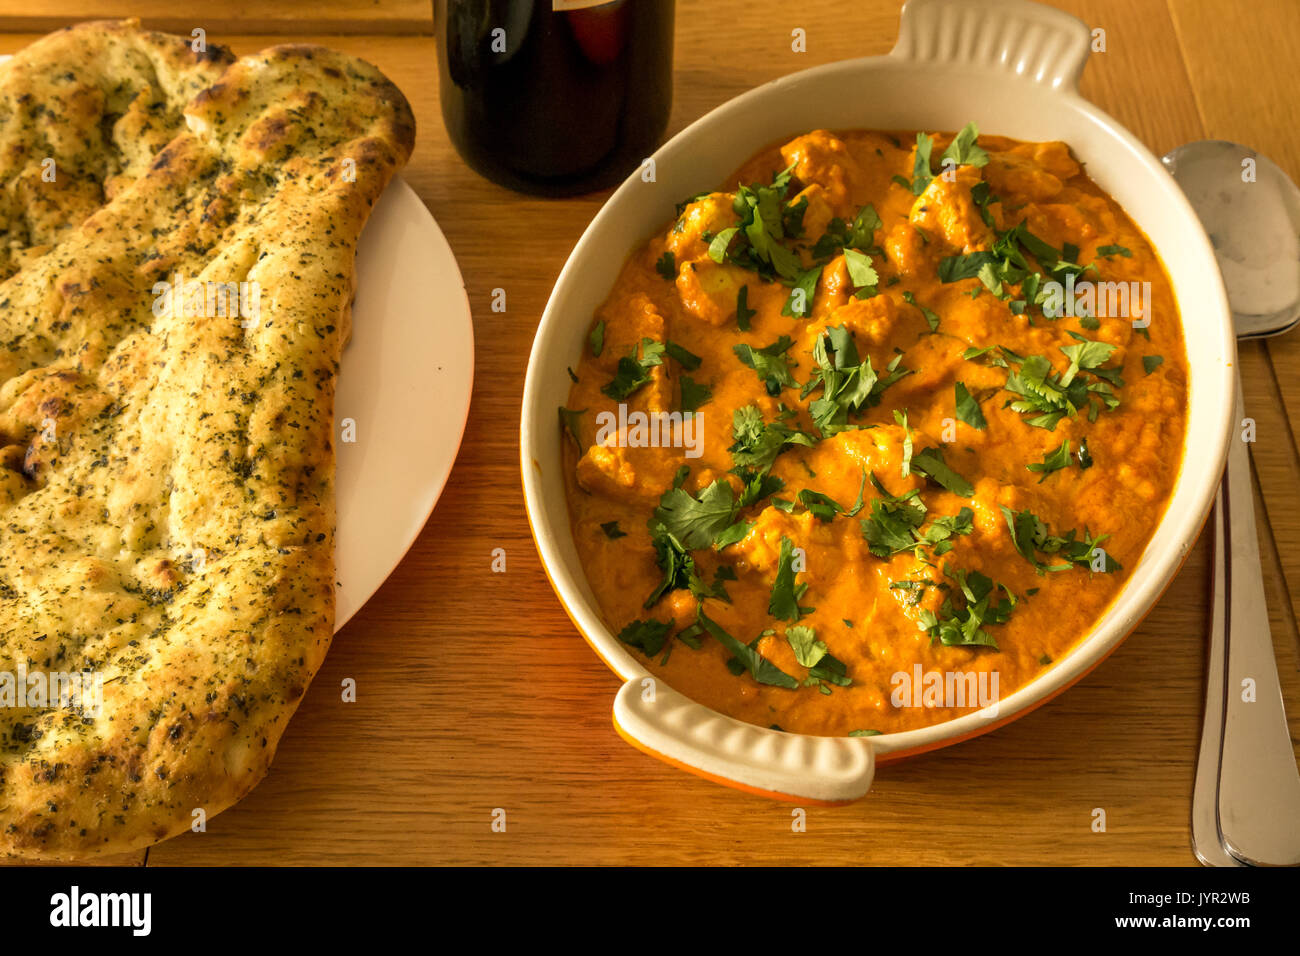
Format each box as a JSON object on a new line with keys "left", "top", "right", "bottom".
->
{"left": 0, "top": 38, "right": 414, "bottom": 858}
{"left": 0, "top": 19, "right": 235, "bottom": 280}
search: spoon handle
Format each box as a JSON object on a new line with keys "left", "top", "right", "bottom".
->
{"left": 1191, "top": 491, "right": 1242, "bottom": 865}
{"left": 1217, "top": 376, "right": 1300, "bottom": 865}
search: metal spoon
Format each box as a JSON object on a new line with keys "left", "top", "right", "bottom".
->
{"left": 1163, "top": 140, "right": 1300, "bottom": 867}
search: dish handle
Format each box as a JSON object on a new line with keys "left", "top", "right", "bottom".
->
{"left": 612, "top": 678, "right": 876, "bottom": 804}
{"left": 892, "top": 0, "right": 1093, "bottom": 93}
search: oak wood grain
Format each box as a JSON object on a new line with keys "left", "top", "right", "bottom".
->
{"left": 0, "top": 0, "right": 1293, "bottom": 867}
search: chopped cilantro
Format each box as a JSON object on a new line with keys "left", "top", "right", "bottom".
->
{"left": 653, "top": 480, "right": 738, "bottom": 550}
{"left": 902, "top": 290, "right": 941, "bottom": 331}
{"left": 664, "top": 340, "right": 702, "bottom": 370}
{"left": 769, "top": 536, "right": 809, "bottom": 622}
{"left": 940, "top": 122, "right": 990, "bottom": 170}
{"left": 736, "top": 285, "right": 756, "bottom": 331}
{"left": 802, "top": 326, "right": 911, "bottom": 436}
{"left": 917, "top": 566, "right": 1016, "bottom": 649}
{"left": 713, "top": 520, "right": 752, "bottom": 550}
{"left": 698, "top": 609, "right": 799, "bottom": 689}
{"left": 734, "top": 335, "right": 799, "bottom": 394}
{"left": 1001, "top": 338, "right": 1121, "bottom": 430}
{"left": 678, "top": 376, "right": 712, "bottom": 412}
{"left": 617, "top": 619, "right": 672, "bottom": 656}
{"left": 796, "top": 472, "right": 866, "bottom": 522}
{"left": 911, "top": 447, "right": 975, "bottom": 497}
{"left": 729, "top": 404, "right": 818, "bottom": 473}
{"left": 785, "top": 624, "right": 827, "bottom": 668}
{"left": 558, "top": 406, "right": 585, "bottom": 447}
{"left": 954, "top": 381, "right": 988, "bottom": 430}
{"left": 600, "top": 338, "right": 665, "bottom": 400}
{"left": 909, "top": 131, "right": 935, "bottom": 195}
{"left": 1026, "top": 439, "right": 1072, "bottom": 481}
{"left": 843, "top": 248, "right": 879, "bottom": 291}
{"left": 1000, "top": 505, "right": 1122, "bottom": 575}
{"left": 781, "top": 265, "right": 824, "bottom": 318}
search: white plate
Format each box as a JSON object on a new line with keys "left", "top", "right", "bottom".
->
{"left": 335, "top": 177, "right": 474, "bottom": 628}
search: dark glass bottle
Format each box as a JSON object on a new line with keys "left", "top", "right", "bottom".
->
{"left": 435, "top": 0, "right": 675, "bottom": 196}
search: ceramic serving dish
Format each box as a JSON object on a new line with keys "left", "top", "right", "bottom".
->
{"left": 520, "top": 0, "right": 1234, "bottom": 802}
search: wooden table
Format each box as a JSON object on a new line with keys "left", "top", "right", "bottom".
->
{"left": 3, "top": 0, "right": 1297, "bottom": 867}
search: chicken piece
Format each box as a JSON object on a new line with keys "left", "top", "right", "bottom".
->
{"left": 883, "top": 220, "right": 935, "bottom": 277}
{"left": 665, "top": 192, "right": 737, "bottom": 263}
{"left": 909, "top": 165, "right": 994, "bottom": 253}
{"left": 786, "top": 182, "right": 835, "bottom": 243}
{"left": 814, "top": 290, "right": 901, "bottom": 349}
{"left": 675, "top": 258, "right": 747, "bottom": 326}
{"left": 591, "top": 292, "right": 667, "bottom": 374}
{"left": 983, "top": 149, "right": 1065, "bottom": 203}
{"left": 780, "top": 130, "right": 863, "bottom": 213}
{"left": 725, "top": 504, "right": 815, "bottom": 578}
{"left": 575, "top": 434, "right": 687, "bottom": 506}
{"left": 776, "top": 426, "right": 924, "bottom": 500}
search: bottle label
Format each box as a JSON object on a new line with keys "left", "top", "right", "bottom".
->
{"left": 552, "top": 0, "right": 619, "bottom": 9}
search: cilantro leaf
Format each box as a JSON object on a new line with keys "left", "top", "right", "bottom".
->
{"left": 902, "top": 290, "right": 941, "bottom": 331}
{"left": 736, "top": 284, "right": 756, "bottom": 331}
{"left": 708, "top": 227, "right": 739, "bottom": 264}
{"left": 916, "top": 567, "right": 1015, "bottom": 649}
{"left": 678, "top": 376, "right": 712, "bottom": 412}
{"left": 655, "top": 251, "right": 676, "bottom": 279}
{"left": 1000, "top": 505, "right": 1122, "bottom": 575}
{"left": 843, "top": 248, "right": 879, "bottom": 291}
{"left": 713, "top": 520, "right": 752, "bottom": 550}
{"left": 860, "top": 474, "right": 927, "bottom": 557}
{"left": 559, "top": 406, "right": 585, "bottom": 448}
{"left": 785, "top": 624, "right": 827, "bottom": 668}
{"left": 1096, "top": 244, "right": 1132, "bottom": 259}
{"left": 768, "top": 535, "right": 807, "bottom": 622}
{"left": 734, "top": 336, "right": 799, "bottom": 394}
{"left": 910, "top": 131, "right": 935, "bottom": 195}
{"left": 894, "top": 408, "right": 914, "bottom": 476}
{"left": 664, "top": 339, "right": 702, "bottom": 370}
{"left": 1026, "top": 440, "right": 1072, "bottom": 481}
{"left": 698, "top": 610, "right": 799, "bottom": 689}
{"left": 802, "top": 327, "right": 911, "bottom": 436}
{"left": 781, "top": 265, "right": 823, "bottom": 318}
{"left": 954, "top": 381, "right": 988, "bottom": 430}
{"left": 911, "top": 447, "right": 975, "bottom": 497}
{"left": 729, "top": 404, "right": 818, "bottom": 473}
{"left": 653, "top": 480, "right": 738, "bottom": 550}
{"left": 600, "top": 338, "right": 665, "bottom": 400}
{"left": 939, "top": 121, "right": 990, "bottom": 169}
{"left": 617, "top": 619, "right": 672, "bottom": 656}
{"left": 845, "top": 203, "right": 882, "bottom": 250}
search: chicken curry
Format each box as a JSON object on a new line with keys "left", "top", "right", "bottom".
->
{"left": 560, "top": 125, "right": 1188, "bottom": 736}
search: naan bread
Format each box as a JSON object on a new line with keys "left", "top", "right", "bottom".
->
{"left": 0, "top": 30, "right": 414, "bottom": 858}
{"left": 0, "top": 20, "right": 235, "bottom": 280}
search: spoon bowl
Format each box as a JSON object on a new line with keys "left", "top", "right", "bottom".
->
{"left": 1162, "top": 140, "right": 1300, "bottom": 338}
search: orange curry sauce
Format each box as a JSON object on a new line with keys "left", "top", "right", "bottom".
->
{"left": 561, "top": 128, "right": 1187, "bottom": 736}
